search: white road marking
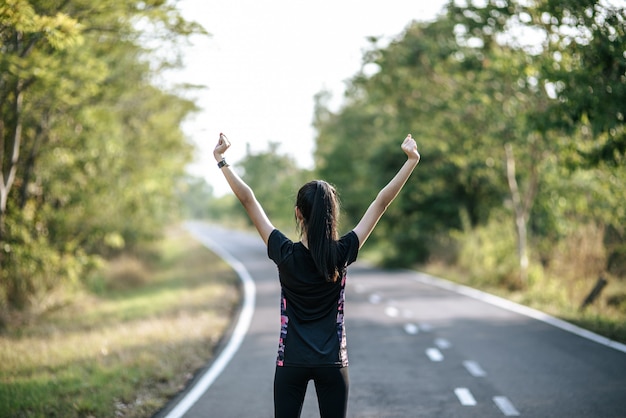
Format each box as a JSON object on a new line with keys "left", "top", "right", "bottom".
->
{"left": 168, "top": 225, "right": 257, "bottom": 418}
{"left": 434, "top": 338, "right": 451, "bottom": 349}
{"left": 419, "top": 322, "right": 433, "bottom": 332}
{"left": 404, "top": 323, "right": 419, "bottom": 335}
{"left": 369, "top": 293, "right": 382, "bottom": 304}
{"left": 463, "top": 360, "right": 487, "bottom": 377}
{"left": 493, "top": 396, "right": 520, "bottom": 416}
{"left": 411, "top": 272, "right": 626, "bottom": 354}
{"left": 454, "top": 388, "right": 477, "bottom": 406}
{"left": 426, "top": 347, "right": 444, "bottom": 362}
{"left": 385, "top": 306, "right": 399, "bottom": 317}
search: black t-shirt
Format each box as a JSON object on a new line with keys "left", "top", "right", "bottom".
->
{"left": 268, "top": 229, "right": 359, "bottom": 367}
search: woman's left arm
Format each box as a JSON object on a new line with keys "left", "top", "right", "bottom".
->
{"left": 214, "top": 134, "right": 275, "bottom": 245}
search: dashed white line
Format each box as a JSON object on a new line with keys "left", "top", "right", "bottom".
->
{"left": 426, "top": 348, "right": 444, "bottom": 362}
{"left": 419, "top": 322, "right": 433, "bottom": 332}
{"left": 404, "top": 323, "right": 419, "bottom": 335}
{"left": 454, "top": 388, "right": 477, "bottom": 406}
{"left": 434, "top": 338, "right": 451, "bottom": 349}
{"left": 384, "top": 306, "right": 399, "bottom": 317}
{"left": 368, "top": 293, "right": 382, "bottom": 304}
{"left": 493, "top": 396, "right": 520, "bottom": 416}
{"left": 463, "top": 360, "right": 487, "bottom": 377}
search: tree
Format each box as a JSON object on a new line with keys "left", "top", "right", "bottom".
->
{"left": 313, "top": 0, "right": 624, "bottom": 283}
{"left": 0, "top": 0, "right": 82, "bottom": 239}
{"left": 530, "top": 0, "right": 626, "bottom": 166}
{"left": 0, "top": 0, "right": 205, "bottom": 311}
{"left": 446, "top": 0, "right": 625, "bottom": 281}
{"left": 238, "top": 143, "right": 311, "bottom": 234}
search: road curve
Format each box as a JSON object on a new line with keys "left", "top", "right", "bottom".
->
{"left": 155, "top": 222, "right": 626, "bottom": 418}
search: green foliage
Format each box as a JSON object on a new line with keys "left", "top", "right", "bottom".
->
{"left": 238, "top": 143, "right": 312, "bottom": 234}
{"left": 313, "top": 0, "right": 625, "bottom": 281}
{"left": 530, "top": 0, "right": 626, "bottom": 166}
{"left": 452, "top": 211, "right": 525, "bottom": 289}
{"left": 0, "top": 228, "right": 239, "bottom": 418}
{"left": 177, "top": 174, "right": 215, "bottom": 219}
{"left": 0, "top": 0, "right": 204, "bottom": 312}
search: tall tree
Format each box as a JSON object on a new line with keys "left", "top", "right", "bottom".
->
{"left": 530, "top": 0, "right": 626, "bottom": 166}
{"left": 0, "top": 0, "right": 82, "bottom": 238}
{"left": 238, "top": 143, "right": 311, "bottom": 233}
{"left": 0, "top": 0, "right": 205, "bottom": 309}
{"left": 314, "top": 0, "right": 624, "bottom": 278}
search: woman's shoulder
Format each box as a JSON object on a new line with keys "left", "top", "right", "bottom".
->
{"left": 269, "top": 228, "right": 292, "bottom": 244}
{"left": 268, "top": 229, "right": 295, "bottom": 264}
{"left": 339, "top": 230, "right": 359, "bottom": 246}
{"left": 338, "top": 230, "right": 359, "bottom": 264}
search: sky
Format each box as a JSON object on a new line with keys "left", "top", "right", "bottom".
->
{"left": 166, "top": 0, "right": 450, "bottom": 195}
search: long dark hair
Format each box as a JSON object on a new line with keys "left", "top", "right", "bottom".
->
{"left": 296, "top": 180, "right": 340, "bottom": 282}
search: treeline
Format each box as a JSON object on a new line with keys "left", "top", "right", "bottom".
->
{"left": 313, "top": 0, "right": 625, "bottom": 291}
{"left": 211, "top": 0, "right": 625, "bottom": 301}
{"left": 0, "top": 0, "right": 203, "bottom": 316}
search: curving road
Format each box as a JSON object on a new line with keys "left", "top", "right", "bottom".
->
{"left": 155, "top": 222, "right": 626, "bottom": 418}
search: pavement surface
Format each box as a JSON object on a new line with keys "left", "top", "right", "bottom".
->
{"left": 155, "top": 222, "right": 626, "bottom": 418}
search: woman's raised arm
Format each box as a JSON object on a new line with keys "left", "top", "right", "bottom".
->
{"left": 352, "top": 134, "right": 420, "bottom": 249}
{"left": 214, "top": 133, "right": 275, "bottom": 245}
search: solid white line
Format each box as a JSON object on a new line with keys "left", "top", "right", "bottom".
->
{"left": 493, "top": 396, "right": 520, "bottom": 416}
{"left": 426, "top": 347, "right": 444, "bottom": 362}
{"left": 454, "top": 388, "right": 477, "bottom": 406}
{"left": 411, "top": 272, "right": 626, "bottom": 354}
{"left": 463, "top": 360, "right": 487, "bottom": 377}
{"left": 165, "top": 227, "right": 257, "bottom": 418}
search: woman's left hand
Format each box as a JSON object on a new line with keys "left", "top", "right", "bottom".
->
{"left": 401, "top": 134, "right": 420, "bottom": 163}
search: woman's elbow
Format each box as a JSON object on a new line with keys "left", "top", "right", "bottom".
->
{"left": 376, "top": 192, "right": 393, "bottom": 210}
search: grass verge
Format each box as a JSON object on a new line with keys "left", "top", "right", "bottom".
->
{"left": 0, "top": 225, "right": 240, "bottom": 418}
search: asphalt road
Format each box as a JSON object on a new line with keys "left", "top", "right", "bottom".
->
{"left": 156, "top": 223, "right": 626, "bottom": 418}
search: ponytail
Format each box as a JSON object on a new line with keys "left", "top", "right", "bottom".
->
{"left": 296, "top": 181, "right": 340, "bottom": 282}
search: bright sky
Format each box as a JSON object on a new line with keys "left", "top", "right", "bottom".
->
{"left": 168, "top": 0, "right": 449, "bottom": 195}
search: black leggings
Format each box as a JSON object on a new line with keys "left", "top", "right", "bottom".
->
{"left": 274, "top": 366, "right": 349, "bottom": 418}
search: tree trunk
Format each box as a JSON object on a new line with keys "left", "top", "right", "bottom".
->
{"left": 0, "top": 80, "right": 25, "bottom": 240}
{"left": 505, "top": 143, "right": 531, "bottom": 283}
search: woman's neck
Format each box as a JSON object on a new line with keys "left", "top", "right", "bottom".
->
{"left": 300, "top": 232, "right": 309, "bottom": 249}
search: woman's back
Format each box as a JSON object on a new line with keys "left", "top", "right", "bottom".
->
{"left": 268, "top": 229, "right": 359, "bottom": 366}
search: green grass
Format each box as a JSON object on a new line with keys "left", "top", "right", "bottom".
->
{"left": 0, "top": 226, "right": 240, "bottom": 418}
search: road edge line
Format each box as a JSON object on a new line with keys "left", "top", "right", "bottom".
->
{"left": 411, "top": 271, "right": 626, "bottom": 354}
{"left": 164, "top": 226, "right": 257, "bottom": 418}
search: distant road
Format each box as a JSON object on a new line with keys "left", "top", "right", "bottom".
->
{"left": 156, "top": 223, "right": 626, "bottom": 418}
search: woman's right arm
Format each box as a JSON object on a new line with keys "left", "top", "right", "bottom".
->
{"left": 352, "top": 134, "right": 420, "bottom": 249}
{"left": 214, "top": 134, "right": 275, "bottom": 245}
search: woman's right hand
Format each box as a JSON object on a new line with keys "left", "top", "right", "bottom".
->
{"left": 214, "top": 133, "right": 231, "bottom": 161}
{"left": 401, "top": 134, "right": 420, "bottom": 163}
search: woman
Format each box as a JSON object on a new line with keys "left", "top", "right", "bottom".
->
{"left": 213, "top": 133, "right": 420, "bottom": 418}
